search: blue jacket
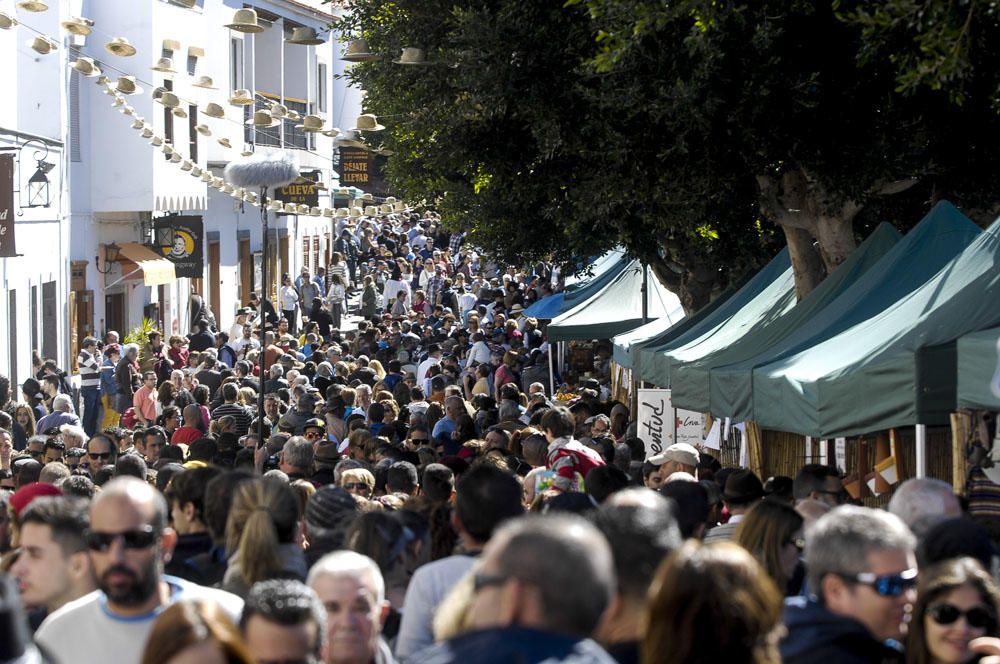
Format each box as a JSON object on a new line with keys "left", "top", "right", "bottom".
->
{"left": 780, "top": 597, "right": 904, "bottom": 664}
{"left": 412, "top": 626, "right": 616, "bottom": 664}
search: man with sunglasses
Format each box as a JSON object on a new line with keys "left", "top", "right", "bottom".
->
{"left": 34, "top": 477, "right": 243, "bottom": 664}
{"left": 781, "top": 505, "right": 917, "bottom": 664}
{"left": 84, "top": 434, "right": 116, "bottom": 474}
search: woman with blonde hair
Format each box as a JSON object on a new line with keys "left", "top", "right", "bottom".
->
{"left": 643, "top": 541, "right": 783, "bottom": 664}
{"left": 734, "top": 499, "right": 805, "bottom": 595}
{"left": 340, "top": 467, "right": 376, "bottom": 499}
{"left": 141, "top": 600, "right": 254, "bottom": 664}
{"left": 368, "top": 359, "right": 387, "bottom": 381}
{"left": 223, "top": 477, "right": 306, "bottom": 598}
{"left": 347, "top": 428, "right": 374, "bottom": 462}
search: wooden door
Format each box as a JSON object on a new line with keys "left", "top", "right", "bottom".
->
{"left": 208, "top": 241, "right": 220, "bottom": 320}
{"left": 239, "top": 239, "right": 252, "bottom": 305}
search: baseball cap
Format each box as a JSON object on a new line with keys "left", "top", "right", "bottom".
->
{"left": 648, "top": 442, "right": 700, "bottom": 468}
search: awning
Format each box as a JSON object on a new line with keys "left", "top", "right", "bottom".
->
{"left": 958, "top": 327, "right": 1000, "bottom": 410}
{"left": 115, "top": 243, "right": 176, "bottom": 286}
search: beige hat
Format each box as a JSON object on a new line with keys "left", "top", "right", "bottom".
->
{"left": 150, "top": 136, "right": 163, "bottom": 147}
{"left": 130, "top": 118, "right": 145, "bottom": 130}
{"left": 349, "top": 206, "right": 363, "bottom": 219}
{"left": 341, "top": 38, "right": 379, "bottom": 62}
{"left": 16, "top": 0, "right": 48, "bottom": 11}
{"left": 195, "top": 124, "right": 212, "bottom": 136}
{"left": 111, "top": 96, "right": 125, "bottom": 108}
{"left": 269, "top": 103, "right": 288, "bottom": 119}
{"left": 153, "top": 90, "right": 181, "bottom": 108}
{"left": 353, "top": 113, "right": 385, "bottom": 131}
{"left": 60, "top": 16, "right": 93, "bottom": 36}
{"left": 30, "top": 36, "right": 57, "bottom": 55}
{"left": 360, "top": 193, "right": 374, "bottom": 202}
{"left": 222, "top": 183, "right": 235, "bottom": 194}
{"left": 288, "top": 26, "right": 324, "bottom": 46}
{"left": 375, "top": 147, "right": 395, "bottom": 157}
{"left": 334, "top": 208, "right": 349, "bottom": 218}
{"left": 120, "top": 105, "right": 136, "bottom": 116}
{"left": 162, "top": 39, "right": 180, "bottom": 52}
{"left": 192, "top": 75, "right": 217, "bottom": 90}
{"left": 229, "top": 88, "right": 254, "bottom": 106}
{"left": 141, "top": 127, "right": 154, "bottom": 139}
{"left": 203, "top": 102, "right": 225, "bottom": 119}
{"left": 245, "top": 110, "right": 281, "bottom": 128}
{"left": 295, "top": 115, "right": 325, "bottom": 132}
{"left": 151, "top": 57, "right": 176, "bottom": 73}
{"left": 309, "top": 206, "right": 322, "bottom": 216}
{"left": 268, "top": 199, "right": 284, "bottom": 211}
{"left": 70, "top": 57, "right": 101, "bottom": 77}
{"left": 191, "top": 166, "right": 203, "bottom": 177}
{"left": 0, "top": 11, "right": 17, "bottom": 29}
{"left": 394, "top": 47, "right": 432, "bottom": 66}
{"left": 217, "top": 137, "right": 232, "bottom": 148}
{"left": 225, "top": 8, "right": 264, "bottom": 33}
{"left": 164, "top": 144, "right": 176, "bottom": 156}
{"left": 180, "top": 159, "right": 193, "bottom": 172}
{"left": 211, "top": 177, "right": 224, "bottom": 188}
{"left": 286, "top": 109, "right": 301, "bottom": 122}
{"left": 322, "top": 127, "right": 341, "bottom": 138}
{"left": 115, "top": 76, "right": 143, "bottom": 96}
{"left": 363, "top": 205, "right": 378, "bottom": 217}
{"left": 105, "top": 37, "right": 137, "bottom": 57}
{"left": 322, "top": 208, "right": 334, "bottom": 218}
{"left": 200, "top": 172, "right": 213, "bottom": 183}
{"left": 378, "top": 203, "right": 393, "bottom": 215}
{"left": 337, "top": 130, "right": 367, "bottom": 149}
{"left": 172, "top": 107, "right": 188, "bottom": 119}
{"left": 648, "top": 442, "right": 701, "bottom": 468}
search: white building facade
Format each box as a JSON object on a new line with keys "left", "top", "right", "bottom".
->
{"left": 0, "top": 0, "right": 365, "bottom": 386}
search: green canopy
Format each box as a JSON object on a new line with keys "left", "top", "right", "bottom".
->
{"left": 669, "top": 223, "right": 901, "bottom": 412}
{"left": 636, "top": 248, "right": 794, "bottom": 388}
{"left": 957, "top": 327, "right": 1000, "bottom": 410}
{"left": 547, "top": 261, "right": 684, "bottom": 342}
{"left": 612, "top": 317, "right": 674, "bottom": 369}
{"left": 751, "top": 210, "right": 1000, "bottom": 438}
{"left": 561, "top": 249, "right": 629, "bottom": 309}
{"left": 711, "top": 201, "right": 982, "bottom": 420}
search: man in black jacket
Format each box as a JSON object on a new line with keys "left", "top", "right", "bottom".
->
{"left": 781, "top": 505, "right": 916, "bottom": 664}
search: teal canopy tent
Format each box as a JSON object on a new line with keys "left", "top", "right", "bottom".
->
{"left": 668, "top": 223, "right": 901, "bottom": 412}
{"left": 547, "top": 261, "right": 684, "bottom": 342}
{"left": 712, "top": 201, "right": 980, "bottom": 421}
{"left": 957, "top": 327, "right": 1000, "bottom": 410}
{"left": 751, "top": 210, "right": 1000, "bottom": 438}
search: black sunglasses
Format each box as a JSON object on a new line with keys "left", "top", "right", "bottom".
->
{"left": 929, "top": 603, "right": 995, "bottom": 629}
{"left": 409, "top": 438, "right": 429, "bottom": 444}
{"left": 343, "top": 482, "right": 370, "bottom": 492}
{"left": 89, "top": 451, "right": 112, "bottom": 460}
{"left": 473, "top": 572, "right": 510, "bottom": 593}
{"left": 85, "top": 525, "right": 158, "bottom": 552}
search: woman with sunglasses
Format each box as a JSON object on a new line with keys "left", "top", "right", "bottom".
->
{"left": 907, "top": 557, "right": 1000, "bottom": 664}
{"left": 734, "top": 499, "right": 805, "bottom": 596}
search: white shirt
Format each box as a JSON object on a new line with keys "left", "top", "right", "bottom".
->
{"left": 35, "top": 576, "right": 243, "bottom": 664}
{"left": 467, "top": 341, "right": 492, "bottom": 367}
{"left": 280, "top": 285, "right": 299, "bottom": 311}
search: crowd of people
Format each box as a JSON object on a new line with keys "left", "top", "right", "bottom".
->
{"left": 1, "top": 208, "right": 1000, "bottom": 664}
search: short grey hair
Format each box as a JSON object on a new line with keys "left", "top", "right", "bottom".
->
{"left": 805, "top": 505, "right": 915, "bottom": 601}
{"left": 52, "top": 394, "right": 74, "bottom": 413}
{"left": 498, "top": 400, "right": 520, "bottom": 422}
{"left": 282, "top": 436, "right": 315, "bottom": 469}
{"left": 308, "top": 550, "right": 385, "bottom": 605}
{"left": 487, "top": 514, "right": 614, "bottom": 637}
{"left": 887, "top": 477, "right": 960, "bottom": 537}
{"left": 59, "top": 424, "right": 87, "bottom": 447}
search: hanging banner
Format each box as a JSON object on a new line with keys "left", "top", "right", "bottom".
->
{"left": 152, "top": 215, "right": 203, "bottom": 278}
{"left": 276, "top": 171, "right": 320, "bottom": 209}
{"left": 0, "top": 154, "right": 15, "bottom": 257}
{"left": 339, "top": 147, "right": 370, "bottom": 186}
{"left": 675, "top": 408, "right": 707, "bottom": 448}
{"left": 637, "top": 388, "right": 675, "bottom": 460}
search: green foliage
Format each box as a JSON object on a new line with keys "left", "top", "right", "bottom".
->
{"left": 123, "top": 318, "right": 158, "bottom": 346}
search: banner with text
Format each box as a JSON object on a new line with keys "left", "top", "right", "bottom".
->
{"left": 637, "top": 388, "right": 708, "bottom": 460}
{"left": 637, "top": 388, "right": 675, "bottom": 460}
{"left": 0, "top": 154, "right": 15, "bottom": 257}
{"left": 152, "top": 215, "right": 203, "bottom": 278}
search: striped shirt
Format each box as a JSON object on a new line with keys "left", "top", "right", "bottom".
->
{"left": 77, "top": 350, "right": 101, "bottom": 389}
{"left": 210, "top": 402, "right": 254, "bottom": 437}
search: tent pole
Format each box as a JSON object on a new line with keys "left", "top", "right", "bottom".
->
{"left": 641, "top": 262, "right": 649, "bottom": 324}
{"left": 804, "top": 436, "right": 812, "bottom": 464}
{"left": 819, "top": 439, "right": 829, "bottom": 465}
{"left": 915, "top": 424, "right": 927, "bottom": 478}
{"left": 548, "top": 346, "right": 555, "bottom": 397}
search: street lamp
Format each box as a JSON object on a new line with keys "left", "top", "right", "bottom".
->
{"left": 25, "top": 159, "right": 54, "bottom": 208}
{"left": 95, "top": 242, "right": 121, "bottom": 274}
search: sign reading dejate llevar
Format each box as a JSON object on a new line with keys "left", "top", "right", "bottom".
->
{"left": 0, "top": 154, "right": 15, "bottom": 257}
{"left": 152, "top": 215, "right": 203, "bottom": 278}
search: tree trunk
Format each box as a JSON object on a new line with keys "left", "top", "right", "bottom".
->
{"left": 648, "top": 254, "right": 715, "bottom": 315}
{"left": 782, "top": 225, "right": 826, "bottom": 300}
{"left": 813, "top": 215, "right": 857, "bottom": 273}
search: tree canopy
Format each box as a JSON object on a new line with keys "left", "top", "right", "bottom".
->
{"left": 333, "top": 0, "right": 1000, "bottom": 309}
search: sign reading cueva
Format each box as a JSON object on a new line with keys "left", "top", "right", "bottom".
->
{"left": 339, "top": 147, "right": 370, "bottom": 186}
{"left": 151, "top": 215, "right": 203, "bottom": 278}
{"left": 276, "top": 171, "right": 319, "bottom": 209}
{"left": 0, "top": 154, "right": 15, "bottom": 257}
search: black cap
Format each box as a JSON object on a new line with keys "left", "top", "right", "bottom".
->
{"left": 723, "top": 469, "right": 764, "bottom": 504}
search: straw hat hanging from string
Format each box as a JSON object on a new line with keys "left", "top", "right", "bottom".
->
{"left": 105, "top": 37, "right": 137, "bottom": 57}
{"left": 225, "top": 8, "right": 264, "bottom": 33}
